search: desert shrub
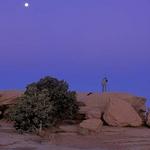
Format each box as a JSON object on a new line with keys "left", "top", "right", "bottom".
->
{"left": 9, "top": 76, "right": 79, "bottom": 132}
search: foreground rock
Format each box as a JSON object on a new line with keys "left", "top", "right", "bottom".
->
{"left": 2, "top": 120, "right": 150, "bottom": 150}
{"left": 103, "top": 98, "right": 142, "bottom": 127}
{"left": 79, "top": 119, "right": 103, "bottom": 134}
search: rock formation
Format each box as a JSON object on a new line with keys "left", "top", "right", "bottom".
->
{"left": 103, "top": 98, "right": 142, "bottom": 127}
{"left": 77, "top": 92, "right": 146, "bottom": 122}
{"left": 0, "top": 91, "right": 23, "bottom": 118}
{"left": 0, "top": 91, "right": 23, "bottom": 105}
{"left": 146, "top": 111, "right": 150, "bottom": 127}
{"left": 0, "top": 91, "right": 148, "bottom": 134}
{"left": 77, "top": 92, "right": 146, "bottom": 130}
{"left": 79, "top": 119, "right": 103, "bottom": 134}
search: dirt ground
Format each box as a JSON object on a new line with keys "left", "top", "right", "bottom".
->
{"left": 1, "top": 120, "right": 150, "bottom": 150}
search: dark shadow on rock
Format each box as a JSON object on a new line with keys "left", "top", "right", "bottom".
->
{"left": 87, "top": 92, "right": 93, "bottom": 96}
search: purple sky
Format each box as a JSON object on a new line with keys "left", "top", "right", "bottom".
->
{"left": 0, "top": 0, "right": 150, "bottom": 104}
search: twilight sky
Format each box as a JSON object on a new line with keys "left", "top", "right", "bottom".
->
{"left": 0, "top": 0, "right": 150, "bottom": 104}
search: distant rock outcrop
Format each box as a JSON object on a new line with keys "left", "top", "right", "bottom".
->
{"left": 0, "top": 91, "right": 23, "bottom": 118}
{"left": 0, "top": 91, "right": 23, "bottom": 105}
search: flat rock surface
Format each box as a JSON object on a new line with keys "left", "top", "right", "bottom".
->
{"left": 77, "top": 92, "right": 146, "bottom": 113}
{"left": 1, "top": 121, "right": 150, "bottom": 150}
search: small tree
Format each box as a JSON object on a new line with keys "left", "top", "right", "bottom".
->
{"left": 9, "top": 76, "right": 79, "bottom": 132}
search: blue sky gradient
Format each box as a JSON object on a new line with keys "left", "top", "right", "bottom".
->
{"left": 0, "top": 0, "right": 150, "bottom": 104}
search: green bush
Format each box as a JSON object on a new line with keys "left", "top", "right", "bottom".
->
{"left": 9, "top": 76, "right": 79, "bottom": 132}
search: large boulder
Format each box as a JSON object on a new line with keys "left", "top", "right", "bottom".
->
{"left": 79, "top": 119, "right": 103, "bottom": 134}
{"left": 146, "top": 111, "right": 150, "bottom": 127}
{"left": 77, "top": 92, "right": 146, "bottom": 122}
{"left": 103, "top": 98, "right": 142, "bottom": 127}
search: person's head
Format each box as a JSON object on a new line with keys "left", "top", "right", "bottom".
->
{"left": 103, "top": 77, "right": 108, "bottom": 82}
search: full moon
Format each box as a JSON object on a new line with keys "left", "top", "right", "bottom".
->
{"left": 24, "top": 2, "right": 29, "bottom": 8}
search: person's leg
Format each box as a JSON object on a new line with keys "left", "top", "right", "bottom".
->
{"left": 102, "top": 85, "right": 104, "bottom": 92}
{"left": 104, "top": 84, "right": 107, "bottom": 92}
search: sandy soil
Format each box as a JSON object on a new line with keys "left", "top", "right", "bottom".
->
{"left": 1, "top": 121, "right": 150, "bottom": 150}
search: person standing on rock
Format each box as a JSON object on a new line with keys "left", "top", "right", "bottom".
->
{"left": 101, "top": 77, "right": 108, "bottom": 92}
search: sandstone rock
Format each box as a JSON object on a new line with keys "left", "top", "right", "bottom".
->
{"left": 59, "top": 125, "right": 78, "bottom": 133}
{"left": 0, "top": 91, "right": 23, "bottom": 106}
{"left": 79, "top": 119, "right": 103, "bottom": 134}
{"left": 79, "top": 106, "right": 90, "bottom": 115}
{"left": 79, "top": 106, "right": 101, "bottom": 119}
{"left": 87, "top": 109, "right": 101, "bottom": 119}
{"left": 77, "top": 92, "right": 146, "bottom": 122}
{"left": 76, "top": 101, "right": 86, "bottom": 107}
{"left": 146, "top": 112, "right": 150, "bottom": 127}
{"left": 0, "top": 91, "right": 23, "bottom": 118}
{"left": 37, "top": 130, "right": 46, "bottom": 137}
{"left": 103, "top": 98, "right": 142, "bottom": 127}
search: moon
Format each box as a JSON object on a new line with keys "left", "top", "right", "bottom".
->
{"left": 24, "top": 2, "right": 29, "bottom": 8}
